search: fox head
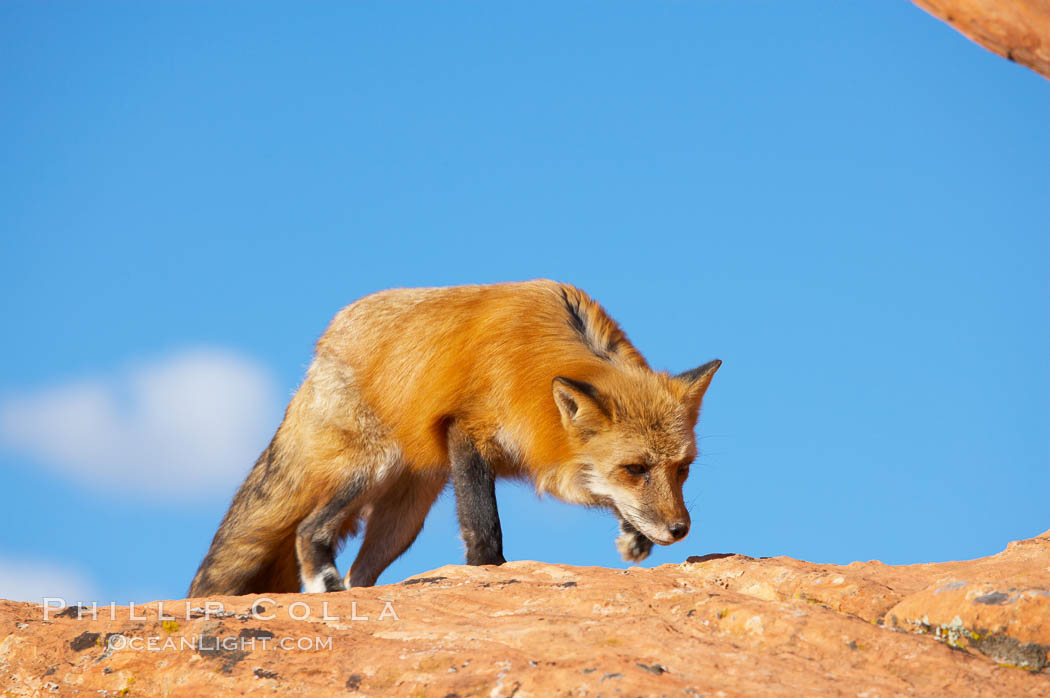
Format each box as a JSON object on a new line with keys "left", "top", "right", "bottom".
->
{"left": 552, "top": 359, "right": 721, "bottom": 546}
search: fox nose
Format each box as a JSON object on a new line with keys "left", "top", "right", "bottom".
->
{"left": 668, "top": 522, "right": 690, "bottom": 540}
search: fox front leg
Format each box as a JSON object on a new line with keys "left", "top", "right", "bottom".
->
{"left": 448, "top": 426, "right": 506, "bottom": 566}
{"left": 616, "top": 517, "right": 653, "bottom": 563}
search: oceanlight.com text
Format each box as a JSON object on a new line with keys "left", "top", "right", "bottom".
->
{"left": 107, "top": 634, "right": 334, "bottom": 652}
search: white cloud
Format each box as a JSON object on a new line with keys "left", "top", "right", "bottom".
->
{"left": 0, "top": 349, "right": 280, "bottom": 499}
{"left": 0, "top": 556, "right": 98, "bottom": 603}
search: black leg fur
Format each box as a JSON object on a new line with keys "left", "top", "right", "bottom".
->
{"left": 616, "top": 516, "right": 653, "bottom": 563}
{"left": 295, "top": 474, "right": 369, "bottom": 591}
{"left": 448, "top": 426, "right": 506, "bottom": 566}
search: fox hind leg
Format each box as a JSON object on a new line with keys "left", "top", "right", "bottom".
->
{"left": 296, "top": 474, "right": 370, "bottom": 593}
{"left": 346, "top": 469, "right": 446, "bottom": 587}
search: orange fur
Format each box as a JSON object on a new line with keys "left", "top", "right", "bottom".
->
{"left": 319, "top": 281, "right": 646, "bottom": 478}
{"left": 189, "top": 280, "right": 719, "bottom": 596}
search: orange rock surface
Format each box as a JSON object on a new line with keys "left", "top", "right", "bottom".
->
{"left": 2, "top": 531, "right": 1048, "bottom": 696}
{"left": 911, "top": 0, "right": 1050, "bottom": 78}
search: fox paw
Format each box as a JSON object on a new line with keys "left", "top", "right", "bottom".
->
{"left": 616, "top": 530, "right": 653, "bottom": 563}
{"left": 303, "top": 567, "right": 346, "bottom": 593}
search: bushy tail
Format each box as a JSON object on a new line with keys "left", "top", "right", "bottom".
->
{"left": 188, "top": 432, "right": 305, "bottom": 597}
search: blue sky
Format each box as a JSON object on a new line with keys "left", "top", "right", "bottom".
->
{"left": 1, "top": 2, "right": 1047, "bottom": 604}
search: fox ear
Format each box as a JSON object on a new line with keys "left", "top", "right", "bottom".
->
{"left": 552, "top": 377, "right": 610, "bottom": 436}
{"left": 676, "top": 359, "right": 721, "bottom": 419}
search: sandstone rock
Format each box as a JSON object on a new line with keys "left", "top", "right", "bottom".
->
{"left": 911, "top": 0, "right": 1050, "bottom": 79}
{"left": 1, "top": 531, "right": 1048, "bottom": 696}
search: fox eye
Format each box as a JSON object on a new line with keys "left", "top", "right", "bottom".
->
{"left": 623, "top": 464, "right": 648, "bottom": 477}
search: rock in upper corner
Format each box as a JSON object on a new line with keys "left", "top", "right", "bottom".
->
{"left": 911, "top": 0, "right": 1050, "bottom": 78}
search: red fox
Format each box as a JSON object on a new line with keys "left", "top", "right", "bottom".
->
{"left": 189, "top": 280, "right": 720, "bottom": 596}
